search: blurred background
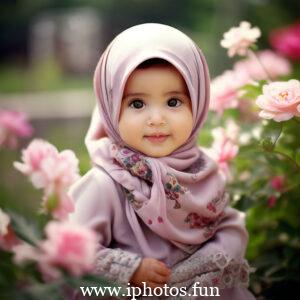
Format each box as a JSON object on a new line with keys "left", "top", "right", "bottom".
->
{"left": 3, "top": 0, "right": 299, "bottom": 213}
{"left": 0, "top": 0, "right": 299, "bottom": 298}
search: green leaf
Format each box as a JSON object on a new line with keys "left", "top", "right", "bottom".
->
{"left": 8, "top": 210, "right": 42, "bottom": 246}
{"left": 45, "top": 193, "right": 59, "bottom": 212}
{"left": 240, "top": 81, "right": 265, "bottom": 100}
{"left": 259, "top": 121, "right": 283, "bottom": 151}
{"left": 260, "top": 137, "right": 275, "bottom": 152}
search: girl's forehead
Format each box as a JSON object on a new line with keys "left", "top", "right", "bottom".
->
{"left": 123, "top": 65, "right": 189, "bottom": 96}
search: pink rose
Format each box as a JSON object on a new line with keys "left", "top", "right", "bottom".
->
{"left": 14, "top": 139, "right": 80, "bottom": 219}
{"left": 39, "top": 221, "right": 98, "bottom": 278}
{"left": 234, "top": 50, "right": 291, "bottom": 81}
{"left": 270, "top": 22, "right": 300, "bottom": 60}
{"left": 221, "top": 21, "right": 261, "bottom": 57}
{"left": 256, "top": 79, "right": 300, "bottom": 122}
{"left": 14, "top": 139, "right": 79, "bottom": 190}
{"left": 14, "top": 139, "right": 58, "bottom": 188}
{"left": 210, "top": 70, "right": 250, "bottom": 115}
{"left": 208, "top": 121, "right": 240, "bottom": 181}
{"left": 0, "top": 110, "right": 33, "bottom": 149}
{"left": 39, "top": 149, "right": 80, "bottom": 188}
{"left": 270, "top": 175, "right": 284, "bottom": 192}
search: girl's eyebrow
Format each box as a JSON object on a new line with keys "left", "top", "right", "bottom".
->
{"left": 123, "top": 91, "right": 189, "bottom": 99}
{"left": 165, "top": 91, "right": 188, "bottom": 96}
{"left": 123, "top": 92, "right": 149, "bottom": 98}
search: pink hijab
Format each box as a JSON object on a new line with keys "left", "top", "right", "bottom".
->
{"left": 86, "top": 23, "right": 228, "bottom": 253}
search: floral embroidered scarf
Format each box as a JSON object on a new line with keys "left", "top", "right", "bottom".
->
{"left": 85, "top": 23, "right": 229, "bottom": 253}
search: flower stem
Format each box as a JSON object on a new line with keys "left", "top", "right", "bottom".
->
{"left": 247, "top": 49, "right": 272, "bottom": 83}
{"left": 273, "top": 123, "right": 283, "bottom": 148}
{"left": 272, "top": 149, "right": 300, "bottom": 172}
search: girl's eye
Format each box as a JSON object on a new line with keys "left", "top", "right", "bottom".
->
{"left": 168, "top": 98, "right": 182, "bottom": 107}
{"left": 129, "top": 99, "right": 144, "bottom": 109}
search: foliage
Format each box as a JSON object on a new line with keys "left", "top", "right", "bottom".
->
{"left": 201, "top": 20, "right": 300, "bottom": 299}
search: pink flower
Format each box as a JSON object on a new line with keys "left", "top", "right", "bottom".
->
{"left": 267, "top": 195, "right": 277, "bottom": 208}
{"left": 210, "top": 70, "right": 250, "bottom": 115}
{"left": 208, "top": 121, "right": 240, "bottom": 181}
{"left": 13, "top": 242, "right": 40, "bottom": 265}
{"left": 0, "top": 110, "right": 33, "bottom": 149}
{"left": 39, "top": 221, "right": 98, "bottom": 278}
{"left": 270, "top": 175, "right": 284, "bottom": 192}
{"left": 212, "top": 119, "right": 240, "bottom": 145}
{"left": 221, "top": 21, "right": 261, "bottom": 57}
{"left": 256, "top": 79, "right": 300, "bottom": 122}
{"left": 270, "top": 22, "right": 300, "bottom": 60}
{"left": 14, "top": 139, "right": 80, "bottom": 219}
{"left": 0, "top": 209, "right": 20, "bottom": 251}
{"left": 14, "top": 139, "right": 80, "bottom": 190}
{"left": 14, "top": 139, "right": 58, "bottom": 188}
{"left": 43, "top": 189, "right": 75, "bottom": 220}
{"left": 0, "top": 208, "right": 10, "bottom": 236}
{"left": 39, "top": 149, "right": 80, "bottom": 189}
{"left": 234, "top": 50, "right": 292, "bottom": 81}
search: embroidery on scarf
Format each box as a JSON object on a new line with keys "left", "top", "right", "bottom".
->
{"left": 113, "top": 147, "right": 153, "bottom": 182}
{"left": 124, "top": 188, "right": 143, "bottom": 210}
{"left": 206, "top": 190, "right": 228, "bottom": 214}
{"left": 183, "top": 155, "right": 206, "bottom": 174}
{"left": 184, "top": 211, "right": 225, "bottom": 238}
{"left": 165, "top": 173, "right": 188, "bottom": 209}
{"left": 113, "top": 145, "right": 188, "bottom": 210}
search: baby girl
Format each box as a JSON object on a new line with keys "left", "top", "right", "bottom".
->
{"left": 69, "top": 23, "right": 255, "bottom": 299}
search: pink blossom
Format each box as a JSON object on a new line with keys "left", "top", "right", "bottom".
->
{"left": 0, "top": 208, "right": 10, "bottom": 236}
{"left": 39, "top": 221, "right": 98, "bottom": 278}
{"left": 210, "top": 70, "right": 250, "bottom": 115}
{"left": 14, "top": 139, "right": 80, "bottom": 219}
{"left": 40, "top": 149, "right": 80, "bottom": 188}
{"left": 267, "top": 195, "right": 277, "bottom": 208}
{"left": 256, "top": 79, "right": 300, "bottom": 122}
{"left": 43, "top": 189, "right": 75, "bottom": 220}
{"left": 209, "top": 121, "right": 240, "bottom": 181}
{"left": 0, "top": 110, "right": 33, "bottom": 149}
{"left": 13, "top": 242, "right": 40, "bottom": 265}
{"left": 14, "top": 139, "right": 80, "bottom": 190}
{"left": 221, "top": 21, "right": 261, "bottom": 57}
{"left": 0, "top": 209, "right": 20, "bottom": 251}
{"left": 270, "top": 175, "right": 284, "bottom": 192}
{"left": 270, "top": 22, "right": 300, "bottom": 60}
{"left": 234, "top": 50, "right": 292, "bottom": 81}
{"left": 14, "top": 139, "right": 58, "bottom": 188}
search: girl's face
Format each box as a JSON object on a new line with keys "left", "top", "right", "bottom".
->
{"left": 118, "top": 64, "right": 193, "bottom": 157}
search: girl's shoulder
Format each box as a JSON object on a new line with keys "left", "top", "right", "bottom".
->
{"left": 68, "top": 166, "right": 121, "bottom": 206}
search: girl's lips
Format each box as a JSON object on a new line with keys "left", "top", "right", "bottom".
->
{"left": 144, "top": 135, "right": 169, "bottom": 143}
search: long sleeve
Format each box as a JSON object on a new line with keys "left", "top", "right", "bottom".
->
{"left": 68, "top": 167, "right": 142, "bottom": 285}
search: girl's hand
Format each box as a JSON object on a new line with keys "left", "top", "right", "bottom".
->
{"left": 129, "top": 257, "right": 171, "bottom": 288}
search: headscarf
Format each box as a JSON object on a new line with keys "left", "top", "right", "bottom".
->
{"left": 85, "top": 23, "right": 228, "bottom": 253}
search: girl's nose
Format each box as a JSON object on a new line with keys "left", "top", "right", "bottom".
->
{"left": 147, "top": 108, "right": 166, "bottom": 127}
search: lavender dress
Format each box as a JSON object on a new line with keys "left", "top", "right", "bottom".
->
{"left": 69, "top": 166, "right": 255, "bottom": 300}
